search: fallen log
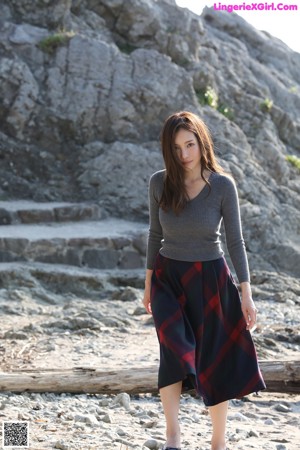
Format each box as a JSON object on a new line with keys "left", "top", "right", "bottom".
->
{"left": 0, "top": 360, "right": 299, "bottom": 394}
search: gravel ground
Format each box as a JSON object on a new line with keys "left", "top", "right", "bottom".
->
{"left": 0, "top": 265, "right": 299, "bottom": 450}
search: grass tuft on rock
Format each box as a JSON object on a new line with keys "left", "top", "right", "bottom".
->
{"left": 38, "top": 31, "right": 76, "bottom": 54}
{"left": 260, "top": 97, "right": 273, "bottom": 113}
{"left": 195, "top": 86, "right": 234, "bottom": 120}
{"left": 286, "top": 154, "right": 300, "bottom": 172}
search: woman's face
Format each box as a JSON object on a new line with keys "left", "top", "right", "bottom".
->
{"left": 174, "top": 128, "right": 201, "bottom": 172}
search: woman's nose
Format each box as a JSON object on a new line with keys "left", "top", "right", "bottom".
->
{"left": 181, "top": 147, "right": 189, "bottom": 159}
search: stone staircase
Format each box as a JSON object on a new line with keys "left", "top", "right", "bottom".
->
{"left": 0, "top": 201, "right": 148, "bottom": 289}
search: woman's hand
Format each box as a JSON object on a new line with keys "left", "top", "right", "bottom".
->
{"left": 241, "top": 294, "right": 257, "bottom": 330}
{"left": 143, "top": 288, "right": 152, "bottom": 314}
{"left": 143, "top": 269, "right": 153, "bottom": 314}
{"left": 240, "top": 281, "right": 257, "bottom": 331}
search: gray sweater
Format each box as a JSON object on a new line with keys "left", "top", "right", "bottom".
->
{"left": 146, "top": 169, "right": 250, "bottom": 283}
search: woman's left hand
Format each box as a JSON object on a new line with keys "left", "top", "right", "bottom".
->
{"left": 241, "top": 294, "right": 257, "bottom": 331}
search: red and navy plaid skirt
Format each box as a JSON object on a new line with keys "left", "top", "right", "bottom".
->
{"left": 150, "top": 253, "right": 266, "bottom": 407}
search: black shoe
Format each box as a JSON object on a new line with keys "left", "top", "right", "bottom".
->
{"left": 163, "top": 447, "right": 181, "bottom": 450}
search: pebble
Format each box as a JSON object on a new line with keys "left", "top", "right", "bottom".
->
{"left": 264, "top": 418, "right": 275, "bottom": 425}
{"left": 32, "top": 402, "right": 42, "bottom": 410}
{"left": 192, "top": 413, "right": 201, "bottom": 422}
{"left": 54, "top": 441, "right": 70, "bottom": 450}
{"left": 74, "top": 413, "right": 87, "bottom": 422}
{"left": 4, "top": 330, "right": 28, "bottom": 339}
{"left": 116, "top": 427, "right": 127, "bottom": 436}
{"left": 142, "top": 420, "right": 158, "bottom": 429}
{"left": 85, "top": 414, "right": 99, "bottom": 425}
{"left": 111, "top": 392, "right": 131, "bottom": 410}
{"left": 102, "top": 413, "right": 112, "bottom": 423}
{"left": 275, "top": 403, "right": 291, "bottom": 413}
{"left": 99, "top": 398, "right": 110, "bottom": 406}
{"left": 181, "top": 416, "right": 193, "bottom": 424}
{"left": 133, "top": 305, "right": 147, "bottom": 315}
{"left": 144, "top": 438, "right": 159, "bottom": 449}
{"left": 228, "top": 412, "right": 248, "bottom": 421}
{"left": 248, "top": 429, "right": 259, "bottom": 437}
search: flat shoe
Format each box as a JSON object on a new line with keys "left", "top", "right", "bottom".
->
{"left": 163, "top": 447, "right": 181, "bottom": 450}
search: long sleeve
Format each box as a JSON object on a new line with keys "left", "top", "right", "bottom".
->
{"left": 146, "top": 172, "right": 164, "bottom": 269}
{"left": 221, "top": 177, "right": 250, "bottom": 283}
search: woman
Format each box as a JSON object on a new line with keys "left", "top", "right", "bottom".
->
{"left": 143, "top": 111, "right": 266, "bottom": 450}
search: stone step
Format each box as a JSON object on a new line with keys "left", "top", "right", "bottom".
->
{"left": 0, "top": 218, "right": 148, "bottom": 270}
{"left": 0, "top": 200, "right": 104, "bottom": 225}
{"left": 0, "top": 261, "right": 145, "bottom": 295}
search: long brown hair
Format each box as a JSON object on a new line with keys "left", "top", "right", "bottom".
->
{"left": 160, "top": 111, "right": 226, "bottom": 214}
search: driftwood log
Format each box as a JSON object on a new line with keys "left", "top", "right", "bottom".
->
{"left": 0, "top": 360, "right": 299, "bottom": 394}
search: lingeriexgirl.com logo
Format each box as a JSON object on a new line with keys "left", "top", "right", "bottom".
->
{"left": 213, "top": 2, "right": 298, "bottom": 12}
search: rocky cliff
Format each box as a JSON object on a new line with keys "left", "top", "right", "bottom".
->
{"left": 0, "top": 0, "right": 299, "bottom": 278}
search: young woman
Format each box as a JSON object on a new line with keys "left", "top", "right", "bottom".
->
{"left": 143, "top": 111, "right": 266, "bottom": 450}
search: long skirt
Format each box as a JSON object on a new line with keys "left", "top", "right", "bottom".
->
{"left": 150, "top": 253, "right": 266, "bottom": 407}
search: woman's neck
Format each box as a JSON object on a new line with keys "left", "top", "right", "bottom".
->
{"left": 184, "top": 167, "right": 210, "bottom": 183}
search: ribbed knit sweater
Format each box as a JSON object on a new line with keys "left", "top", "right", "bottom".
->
{"left": 146, "top": 169, "right": 250, "bottom": 283}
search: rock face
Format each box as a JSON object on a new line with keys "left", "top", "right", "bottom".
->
{"left": 0, "top": 0, "right": 299, "bottom": 278}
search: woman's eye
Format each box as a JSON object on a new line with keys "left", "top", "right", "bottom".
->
{"left": 187, "top": 143, "right": 194, "bottom": 148}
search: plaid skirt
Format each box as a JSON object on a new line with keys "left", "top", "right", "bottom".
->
{"left": 150, "top": 253, "right": 266, "bottom": 407}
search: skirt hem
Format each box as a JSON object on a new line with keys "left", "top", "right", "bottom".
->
{"left": 158, "top": 374, "right": 266, "bottom": 407}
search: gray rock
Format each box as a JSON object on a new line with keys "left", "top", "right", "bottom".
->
{"left": 41, "top": 317, "right": 101, "bottom": 331}
{"left": 133, "top": 306, "right": 147, "bottom": 316}
{"left": 78, "top": 141, "right": 163, "bottom": 219}
{"left": 111, "top": 393, "right": 131, "bottom": 410}
{"left": 32, "top": 402, "right": 42, "bottom": 410}
{"left": 112, "top": 287, "right": 142, "bottom": 302}
{"left": 74, "top": 414, "right": 87, "bottom": 422}
{"left": 275, "top": 403, "right": 291, "bottom": 413}
{"left": 248, "top": 429, "right": 259, "bottom": 437}
{"left": 9, "top": 24, "right": 48, "bottom": 45}
{"left": 85, "top": 414, "right": 99, "bottom": 425}
{"left": 264, "top": 418, "right": 275, "bottom": 425}
{"left": 230, "top": 412, "right": 248, "bottom": 422}
{"left": 54, "top": 440, "right": 71, "bottom": 450}
{"left": 6, "top": 0, "right": 72, "bottom": 29}
{"left": 116, "top": 427, "right": 127, "bottom": 436}
{"left": 141, "top": 420, "right": 158, "bottom": 429}
{"left": 0, "top": 57, "right": 39, "bottom": 139}
{"left": 99, "top": 398, "right": 110, "bottom": 407}
{"left": 101, "top": 413, "right": 112, "bottom": 423}
{"left": 143, "top": 439, "right": 159, "bottom": 450}
{"left": 3, "top": 330, "right": 28, "bottom": 339}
